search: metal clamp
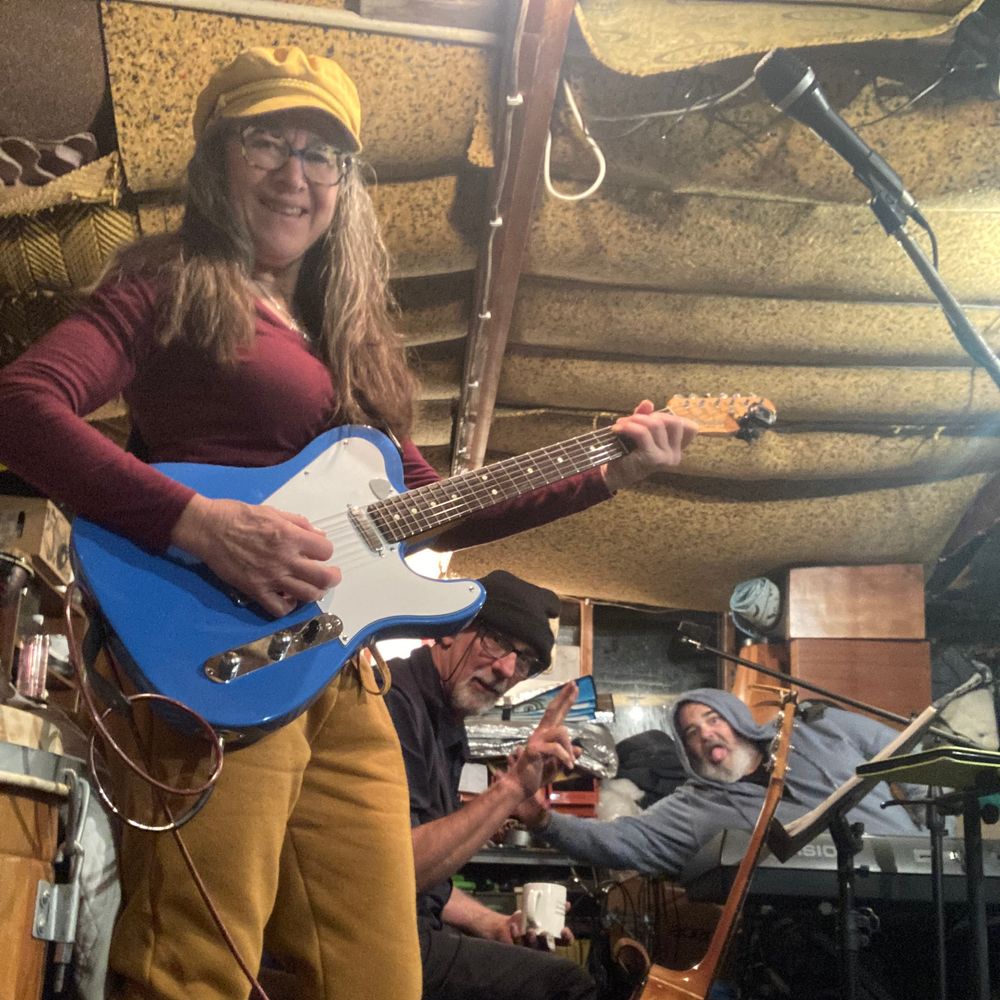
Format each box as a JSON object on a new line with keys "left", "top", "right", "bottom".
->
{"left": 34, "top": 768, "right": 89, "bottom": 992}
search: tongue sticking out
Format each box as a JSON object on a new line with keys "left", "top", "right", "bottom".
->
{"left": 709, "top": 745, "right": 727, "bottom": 763}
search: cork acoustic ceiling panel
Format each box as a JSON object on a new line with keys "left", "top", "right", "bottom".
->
{"left": 1, "top": 0, "right": 999, "bottom": 619}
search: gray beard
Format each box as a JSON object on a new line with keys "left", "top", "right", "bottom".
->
{"left": 693, "top": 740, "right": 761, "bottom": 783}
{"left": 451, "top": 677, "right": 502, "bottom": 717}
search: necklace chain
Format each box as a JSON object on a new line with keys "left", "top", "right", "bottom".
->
{"left": 253, "top": 280, "right": 310, "bottom": 342}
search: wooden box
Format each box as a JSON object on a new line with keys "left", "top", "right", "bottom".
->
{"left": 789, "top": 638, "right": 931, "bottom": 725}
{"left": 0, "top": 497, "right": 72, "bottom": 589}
{"left": 783, "top": 565, "right": 925, "bottom": 641}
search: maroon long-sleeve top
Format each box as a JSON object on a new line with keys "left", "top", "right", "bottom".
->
{"left": 0, "top": 277, "right": 612, "bottom": 553}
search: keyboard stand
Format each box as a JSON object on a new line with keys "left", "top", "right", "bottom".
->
{"left": 927, "top": 798, "right": 949, "bottom": 1000}
{"left": 829, "top": 814, "right": 866, "bottom": 1000}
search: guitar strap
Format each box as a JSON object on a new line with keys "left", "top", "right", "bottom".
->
{"left": 358, "top": 645, "right": 393, "bottom": 696}
{"left": 80, "top": 613, "right": 133, "bottom": 718}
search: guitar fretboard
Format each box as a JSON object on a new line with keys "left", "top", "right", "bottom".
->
{"left": 367, "top": 427, "right": 627, "bottom": 543}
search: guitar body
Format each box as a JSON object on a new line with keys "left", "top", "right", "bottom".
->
{"left": 71, "top": 425, "right": 485, "bottom": 740}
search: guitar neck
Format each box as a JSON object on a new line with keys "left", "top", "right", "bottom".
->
{"left": 368, "top": 426, "right": 627, "bottom": 544}
{"left": 366, "top": 393, "right": 776, "bottom": 545}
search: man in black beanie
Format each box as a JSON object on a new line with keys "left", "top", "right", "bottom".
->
{"left": 384, "top": 570, "right": 596, "bottom": 1000}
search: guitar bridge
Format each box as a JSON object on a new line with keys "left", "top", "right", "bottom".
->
{"left": 203, "top": 613, "right": 344, "bottom": 683}
{"left": 348, "top": 504, "right": 387, "bottom": 555}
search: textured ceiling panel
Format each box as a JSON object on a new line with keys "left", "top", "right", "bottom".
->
{"left": 449, "top": 473, "right": 986, "bottom": 610}
{"left": 526, "top": 189, "right": 1000, "bottom": 300}
{"left": 495, "top": 355, "right": 1000, "bottom": 424}
{"left": 411, "top": 397, "right": 456, "bottom": 448}
{"left": 0, "top": 0, "right": 108, "bottom": 139}
{"left": 554, "top": 41, "right": 1000, "bottom": 206}
{"left": 510, "top": 280, "right": 1000, "bottom": 366}
{"left": 574, "top": 0, "right": 977, "bottom": 76}
{"left": 397, "top": 274, "right": 470, "bottom": 345}
{"left": 101, "top": 1, "right": 494, "bottom": 192}
{"left": 374, "top": 176, "right": 483, "bottom": 276}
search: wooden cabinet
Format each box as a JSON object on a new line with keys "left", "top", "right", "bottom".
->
{"left": 781, "top": 564, "right": 925, "bottom": 641}
{"left": 789, "top": 638, "right": 930, "bottom": 725}
{"left": 734, "top": 638, "right": 930, "bottom": 727}
{"left": 727, "top": 564, "right": 930, "bottom": 726}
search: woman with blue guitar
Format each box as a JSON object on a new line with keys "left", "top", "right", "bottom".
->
{"left": 0, "top": 46, "right": 696, "bottom": 1000}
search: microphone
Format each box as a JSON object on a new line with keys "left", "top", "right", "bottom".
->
{"left": 754, "top": 48, "right": 924, "bottom": 222}
{"left": 667, "top": 621, "right": 714, "bottom": 660}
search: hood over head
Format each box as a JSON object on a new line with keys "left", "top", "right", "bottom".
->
{"left": 669, "top": 687, "right": 776, "bottom": 780}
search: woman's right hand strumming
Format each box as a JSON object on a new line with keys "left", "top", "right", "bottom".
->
{"left": 170, "top": 494, "right": 340, "bottom": 617}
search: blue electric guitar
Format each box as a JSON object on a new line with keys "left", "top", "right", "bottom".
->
{"left": 71, "top": 394, "right": 775, "bottom": 741}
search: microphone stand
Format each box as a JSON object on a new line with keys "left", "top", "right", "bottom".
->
{"left": 864, "top": 176, "right": 1000, "bottom": 393}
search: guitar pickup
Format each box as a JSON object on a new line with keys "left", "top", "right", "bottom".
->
{"left": 203, "top": 613, "right": 344, "bottom": 683}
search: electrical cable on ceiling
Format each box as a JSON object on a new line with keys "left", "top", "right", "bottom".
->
{"left": 541, "top": 71, "right": 759, "bottom": 203}
{"left": 859, "top": 1, "right": 1000, "bottom": 126}
{"left": 587, "top": 73, "right": 757, "bottom": 125}
{"left": 856, "top": 69, "right": 955, "bottom": 128}
{"left": 544, "top": 79, "right": 606, "bottom": 202}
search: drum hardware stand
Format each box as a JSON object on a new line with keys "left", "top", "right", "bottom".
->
{"left": 32, "top": 768, "right": 89, "bottom": 993}
{"left": 0, "top": 550, "right": 38, "bottom": 701}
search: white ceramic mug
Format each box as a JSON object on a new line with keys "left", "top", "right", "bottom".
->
{"left": 518, "top": 881, "right": 567, "bottom": 946}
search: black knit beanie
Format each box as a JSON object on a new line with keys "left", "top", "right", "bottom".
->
{"left": 474, "top": 570, "right": 560, "bottom": 670}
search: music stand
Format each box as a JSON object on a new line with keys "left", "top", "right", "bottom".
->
{"left": 857, "top": 746, "right": 1000, "bottom": 1000}
{"left": 764, "top": 705, "right": 940, "bottom": 1000}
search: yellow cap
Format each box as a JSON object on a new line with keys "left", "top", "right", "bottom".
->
{"left": 192, "top": 46, "right": 362, "bottom": 151}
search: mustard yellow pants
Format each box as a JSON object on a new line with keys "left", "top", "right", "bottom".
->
{"left": 107, "top": 658, "right": 420, "bottom": 1000}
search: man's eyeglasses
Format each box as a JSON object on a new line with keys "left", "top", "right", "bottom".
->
{"left": 477, "top": 627, "right": 543, "bottom": 680}
{"left": 239, "top": 125, "right": 351, "bottom": 187}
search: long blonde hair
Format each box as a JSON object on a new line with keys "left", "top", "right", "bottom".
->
{"left": 107, "top": 124, "right": 417, "bottom": 439}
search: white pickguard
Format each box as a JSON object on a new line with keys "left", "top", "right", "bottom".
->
{"left": 263, "top": 435, "right": 480, "bottom": 642}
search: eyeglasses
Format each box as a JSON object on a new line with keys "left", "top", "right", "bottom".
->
{"left": 477, "top": 627, "right": 543, "bottom": 680}
{"left": 239, "top": 125, "right": 351, "bottom": 187}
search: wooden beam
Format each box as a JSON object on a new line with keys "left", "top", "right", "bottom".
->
{"left": 451, "top": 0, "right": 576, "bottom": 473}
{"left": 358, "top": 0, "right": 503, "bottom": 33}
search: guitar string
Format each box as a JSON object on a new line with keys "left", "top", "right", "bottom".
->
{"left": 306, "top": 437, "right": 625, "bottom": 540}
{"left": 300, "top": 442, "right": 621, "bottom": 573}
{"left": 255, "top": 403, "right": 741, "bottom": 594}
{"left": 368, "top": 440, "right": 624, "bottom": 538}
{"left": 309, "top": 454, "right": 623, "bottom": 556}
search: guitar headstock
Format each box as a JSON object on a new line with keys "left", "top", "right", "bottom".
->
{"left": 665, "top": 393, "right": 777, "bottom": 441}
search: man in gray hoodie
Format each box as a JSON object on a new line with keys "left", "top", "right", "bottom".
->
{"left": 519, "top": 688, "right": 923, "bottom": 878}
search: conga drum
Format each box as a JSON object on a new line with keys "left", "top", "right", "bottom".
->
{"left": 0, "top": 739, "right": 69, "bottom": 1000}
